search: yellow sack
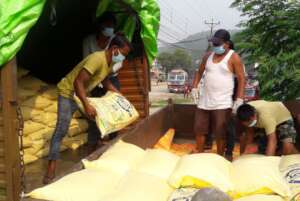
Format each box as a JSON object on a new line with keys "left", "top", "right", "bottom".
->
{"left": 67, "top": 120, "right": 88, "bottom": 137}
{"left": 21, "top": 107, "right": 41, "bottom": 121}
{"left": 23, "top": 137, "right": 33, "bottom": 148}
{"left": 106, "top": 171, "right": 173, "bottom": 201}
{"left": 63, "top": 133, "right": 87, "bottom": 150}
{"left": 231, "top": 156, "right": 291, "bottom": 198}
{"left": 31, "top": 112, "right": 57, "bottom": 125}
{"left": 168, "top": 153, "right": 233, "bottom": 193}
{"left": 234, "top": 195, "right": 284, "bottom": 201}
{"left": 154, "top": 128, "right": 175, "bottom": 150}
{"left": 24, "top": 154, "right": 38, "bottom": 165}
{"left": 44, "top": 103, "right": 57, "bottom": 113}
{"left": 83, "top": 140, "right": 145, "bottom": 174}
{"left": 47, "top": 117, "right": 83, "bottom": 128}
{"left": 29, "top": 128, "right": 52, "bottom": 141}
{"left": 24, "top": 140, "right": 45, "bottom": 155}
{"left": 28, "top": 168, "right": 123, "bottom": 201}
{"left": 21, "top": 96, "right": 53, "bottom": 110}
{"left": 19, "top": 75, "right": 48, "bottom": 91}
{"left": 279, "top": 155, "right": 300, "bottom": 198}
{"left": 18, "top": 88, "right": 36, "bottom": 102}
{"left": 75, "top": 92, "right": 139, "bottom": 137}
{"left": 134, "top": 149, "right": 180, "bottom": 180}
{"left": 41, "top": 88, "right": 58, "bottom": 100}
{"left": 23, "top": 121, "right": 45, "bottom": 136}
{"left": 35, "top": 144, "right": 67, "bottom": 158}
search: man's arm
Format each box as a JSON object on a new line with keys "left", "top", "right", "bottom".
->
{"left": 74, "top": 69, "right": 97, "bottom": 119}
{"left": 265, "top": 133, "right": 277, "bottom": 156}
{"left": 192, "top": 52, "right": 211, "bottom": 88}
{"left": 102, "top": 77, "right": 120, "bottom": 94}
{"left": 232, "top": 53, "right": 245, "bottom": 100}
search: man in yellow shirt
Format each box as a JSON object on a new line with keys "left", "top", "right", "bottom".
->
{"left": 44, "top": 34, "right": 132, "bottom": 184}
{"left": 237, "top": 100, "right": 299, "bottom": 156}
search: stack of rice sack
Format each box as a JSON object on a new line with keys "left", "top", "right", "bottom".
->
{"left": 17, "top": 68, "right": 88, "bottom": 165}
{"left": 27, "top": 138, "right": 300, "bottom": 201}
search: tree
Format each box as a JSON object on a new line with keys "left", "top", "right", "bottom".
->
{"left": 232, "top": 0, "right": 300, "bottom": 100}
{"left": 157, "top": 49, "right": 192, "bottom": 73}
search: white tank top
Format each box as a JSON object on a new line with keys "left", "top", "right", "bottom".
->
{"left": 198, "top": 50, "right": 235, "bottom": 110}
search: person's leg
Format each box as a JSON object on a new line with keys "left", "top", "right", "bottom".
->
{"left": 212, "top": 109, "right": 231, "bottom": 156}
{"left": 225, "top": 116, "right": 236, "bottom": 160}
{"left": 194, "top": 109, "right": 210, "bottom": 153}
{"left": 278, "top": 119, "right": 299, "bottom": 155}
{"left": 87, "top": 120, "right": 100, "bottom": 154}
{"left": 44, "top": 96, "right": 77, "bottom": 184}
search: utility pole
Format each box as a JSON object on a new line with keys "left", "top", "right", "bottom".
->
{"left": 204, "top": 18, "right": 220, "bottom": 51}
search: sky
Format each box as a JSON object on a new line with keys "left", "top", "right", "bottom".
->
{"left": 157, "top": 0, "right": 246, "bottom": 44}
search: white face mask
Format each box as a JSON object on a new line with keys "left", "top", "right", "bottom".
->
{"left": 248, "top": 119, "right": 257, "bottom": 127}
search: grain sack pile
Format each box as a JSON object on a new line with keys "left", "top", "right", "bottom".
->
{"left": 17, "top": 68, "right": 88, "bottom": 165}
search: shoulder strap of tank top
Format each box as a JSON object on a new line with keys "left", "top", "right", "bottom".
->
{"left": 222, "top": 50, "right": 234, "bottom": 63}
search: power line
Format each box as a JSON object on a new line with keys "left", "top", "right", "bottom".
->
{"left": 204, "top": 18, "right": 221, "bottom": 51}
{"left": 175, "top": 37, "right": 208, "bottom": 44}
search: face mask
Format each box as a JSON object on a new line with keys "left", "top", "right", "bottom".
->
{"left": 212, "top": 45, "right": 226, "bottom": 55}
{"left": 102, "top": 27, "right": 114, "bottom": 37}
{"left": 248, "top": 119, "right": 257, "bottom": 127}
{"left": 112, "top": 50, "right": 125, "bottom": 63}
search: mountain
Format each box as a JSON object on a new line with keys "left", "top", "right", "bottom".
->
{"left": 159, "top": 29, "right": 240, "bottom": 64}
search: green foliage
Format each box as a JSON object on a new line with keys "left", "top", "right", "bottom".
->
{"left": 232, "top": 0, "right": 300, "bottom": 100}
{"left": 157, "top": 49, "right": 192, "bottom": 73}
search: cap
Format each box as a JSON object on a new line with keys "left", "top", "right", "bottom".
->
{"left": 209, "top": 29, "right": 231, "bottom": 46}
{"left": 191, "top": 188, "right": 232, "bottom": 201}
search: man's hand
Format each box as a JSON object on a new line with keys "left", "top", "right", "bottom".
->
{"left": 191, "top": 88, "right": 199, "bottom": 104}
{"left": 84, "top": 104, "right": 97, "bottom": 120}
{"left": 232, "top": 98, "right": 244, "bottom": 114}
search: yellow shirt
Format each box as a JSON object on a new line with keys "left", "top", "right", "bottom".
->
{"left": 249, "top": 100, "right": 292, "bottom": 135}
{"left": 57, "top": 51, "right": 112, "bottom": 98}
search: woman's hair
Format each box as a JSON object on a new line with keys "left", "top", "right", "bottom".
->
{"left": 109, "top": 33, "right": 133, "bottom": 50}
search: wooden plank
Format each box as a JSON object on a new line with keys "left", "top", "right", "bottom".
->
{"left": 120, "top": 86, "right": 144, "bottom": 95}
{"left": 119, "top": 78, "right": 145, "bottom": 87}
{"left": 1, "top": 58, "right": 21, "bottom": 201}
{"left": 0, "top": 126, "right": 3, "bottom": 142}
{"left": 118, "top": 70, "right": 143, "bottom": 79}
{"left": 124, "top": 94, "right": 144, "bottom": 103}
{"left": 0, "top": 159, "right": 5, "bottom": 173}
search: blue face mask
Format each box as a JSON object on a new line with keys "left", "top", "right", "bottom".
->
{"left": 102, "top": 27, "right": 114, "bottom": 37}
{"left": 112, "top": 50, "right": 125, "bottom": 63}
{"left": 212, "top": 45, "right": 226, "bottom": 55}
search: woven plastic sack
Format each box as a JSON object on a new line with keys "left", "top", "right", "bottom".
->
{"left": 280, "top": 155, "right": 300, "bottom": 198}
{"left": 154, "top": 128, "right": 175, "bottom": 150}
{"left": 75, "top": 92, "right": 139, "bottom": 137}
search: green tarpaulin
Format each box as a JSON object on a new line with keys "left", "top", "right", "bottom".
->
{"left": 0, "top": 0, "right": 160, "bottom": 66}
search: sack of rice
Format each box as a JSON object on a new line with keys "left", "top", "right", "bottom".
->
{"left": 23, "top": 121, "right": 45, "bottom": 136}
{"left": 21, "top": 107, "right": 41, "bottom": 121}
{"left": 24, "top": 154, "right": 38, "bottom": 165}
{"left": 280, "top": 155, "right": 300, "bottom": 198}
{"left": 18, "top": 88, "right": 36, "bottom": 102}
{"left": 31, "top": 112, "right": 57, "bottom": 125}
{"left": 35, "top": 144, "right": 67, "bottom": 158}
{"left": 75, "top": 92, "right": 139, "bottom": 137}
{"left": 63, "top": 133, "right": 87, "bottom": 150}
{"left": 67, "top": 121, "right": 88, "bottom": 137}
{"left": 24, "top": 140, "right": 45, "bottom": 155}
{"left": 21, "top": 96, "right": 53, "bottom": 110}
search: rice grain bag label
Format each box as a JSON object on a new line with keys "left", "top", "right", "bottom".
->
{"left": 280, "top": 155, "right": 300, "bottom": 199}
{"left": 75, "top": 91, "right": 139, "bottom": 137}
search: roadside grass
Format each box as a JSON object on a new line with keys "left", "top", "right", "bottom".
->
{"left": 150, "top": 97, "right": 193, "bottom": 108}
